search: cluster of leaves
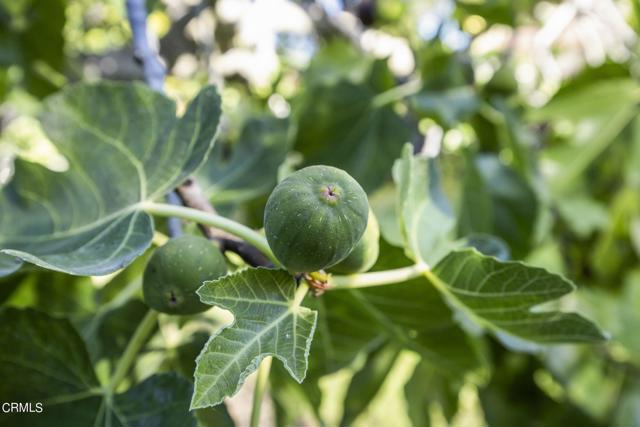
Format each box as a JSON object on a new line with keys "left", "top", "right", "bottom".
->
{"left": 1, "top": 0, "right": 639, "bottom": 426}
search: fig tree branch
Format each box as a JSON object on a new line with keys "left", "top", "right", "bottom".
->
{"left": 126, "top": 0, "right": 185, "bottom": 238}
{"left": 144, "top": 202, "right": 435, "bottom": 290}
{"left": 142, "top": 202, "right": 280, "bottom": 266}
{"left": 125, "top": 0, "right": 165, "bottom": 90}
{"left": 126, "top": 0, "right": 269, "bottom": 266}
{"left": 176, "top": 178, "right": 270, "bottom": 267}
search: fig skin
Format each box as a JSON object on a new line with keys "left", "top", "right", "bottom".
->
{"left": 143, "top": 235, "right": 227, "bottom": 315}
{"left": 264, "top": 165, "right": 369, "bottom": 273}
{"left": 328, "top": 210, "right": 379, "bottom": 274}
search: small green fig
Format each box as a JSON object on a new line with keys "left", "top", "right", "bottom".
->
{"left": 264, "top": 165, "right": 369, "bottom": 272}
{"left": 143, "top": 235, "right": 227, "bottom": 315}
{"left": 329, "top": 210, "right": 379, "bottom": 274}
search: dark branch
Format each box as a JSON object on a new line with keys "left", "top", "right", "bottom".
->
{"left": 125, "top": 0, "right": 165, "bottom": 91}
{"left": 127, "top": 0, "right": 183, "bottom": 237}
{"left": 126, "top": 0, "right": 269, "bottom": 266}
{"left": 176, "top": 179, "right": 271, "bottom": 267}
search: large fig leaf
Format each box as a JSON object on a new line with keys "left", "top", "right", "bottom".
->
{"left": 197, "top": 117, "right": 288, "bottom": 205}
{"left": 458, "top": 153, "right": 539, "bottom": 259}
{"left": 0, "top": 82, "right": 221, "bottom": 276}
{"left": 293, "top": 80, "right": 410, "bottom": 192}
{"left": 315, "top": 280, "right": 488, "bottom": 378}
{"left": 0, "top": 307, "right": 197, "bottom": 426}
{"left": 429, "top": 249, "right": 606, "bottom": 351}
{"left": 192, "top": 268, "right": 317, "bottom": 409}
{"left": 393, "top": 144, "right": 456, "bottom": 265}
{"left": 340, "top": 342, "right": 402, "bottom": 426}
{"left": 315, "top": 241, "right": 487, "bottom": 379}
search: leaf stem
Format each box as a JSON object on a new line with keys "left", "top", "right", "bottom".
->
{"left": 142, "top": 202, "right": 280, "bottom": 266}
{"left": 250, "top": 356, "right": 273, "bottom": 427}
{"left": 248, "top": 282, "right": 308, "bottom": 426}
{"left": 329, "top": 263, "right": 429, "bottom": 289}
{"left": 371, "top": 78, "right": 422, "bottom": 108}
{"left": 106, "top": 309, "right": 158, "bottom": 394}
{"left": 293, "top": 281, "right": 310, "bottom": 306}
{"left": 422, "top": 268, "right": 490, "bottom": 330}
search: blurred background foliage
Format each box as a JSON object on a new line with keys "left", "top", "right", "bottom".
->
{"left": 1, "top": 0, "right": 640, "bottom": 426}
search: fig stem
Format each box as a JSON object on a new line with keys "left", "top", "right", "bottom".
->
{"left": 329, "top": 263, "right": 430, "bottom": 289}
{"left": 142, "top": 202, "right": 280, "bottom": 266}
{"left": 250, "top": 356, "right": 272, "bottom": 427}
{"left": 107, "top": 309, "right": 159, "bottom": 394}
{"left": 250, "top": 282, "right": 308, "bottom": 427}
{"left": 371, "top": 78, "right": 422, "bottom": 108}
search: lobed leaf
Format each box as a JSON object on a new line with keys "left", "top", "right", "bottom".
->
{"left": 0, "top": 307, "right": 197, "bottom": 426}
{"left": 458, "top": 154, "right": 538, "bottom": 259}
{"left": 191, "top": 268, "right": 317, "bottom": 409}
{"left": 393, "top": 144, "right": 456, "bottom": 265}
{"left": 0, "top": 82, "right": 221, "bottom": 276}
{"left": 430, "top": 249, "right": 607, "bottom": 351}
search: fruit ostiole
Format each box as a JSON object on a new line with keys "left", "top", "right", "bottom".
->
{"left": 263, "top": 165, "right": 369, "bottom": 273}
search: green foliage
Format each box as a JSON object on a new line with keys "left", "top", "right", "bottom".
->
{"left": 197, "top": 117, "right": 289, "bottom": 206}
{"left": 393, "top": 144, "right": 456, "bottom": 264}
{"left": 191, "top": 268, "right": 317, "bottom": 409}
{"left": 293, "top": 78, "right": 411, "bottom": 192}
{"left": 143, "top": 235, "right": 227, "bottom": 315}
{"left": 0, "top": 0, "right": 66, "bottom": 99}
{"left": 340, "top": 342, "right": 401, "bottom": 426}
{"left": 0, "top": 308, "right": 197, "bottom": 426}
{"left": 264, "top": 165, "right": 369, "bottom": 272}
{"left": 431, "top": 250, "right": 605, "bottom": 350}
{"left": 1, "top": 1, "right": 637, "bottom": 425}
{"left": 0, "top": 83, "right": 220, "bottom": 276}
{"left": 309, "top": 242, "right": 489, "bottom": 380}
{"left": 458, "top": 153, "right": 539, "bottom": 258}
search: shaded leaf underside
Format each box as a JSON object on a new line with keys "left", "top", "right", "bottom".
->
{"left": 0, "top": 307, "right": 196, "bottom": 427}
{"left": 197, "top": 117, "right": 288, "bottom": 205}
{"left": 294, "top": 80, "right": 410, "bottom": 193}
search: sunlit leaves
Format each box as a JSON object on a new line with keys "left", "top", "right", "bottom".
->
{"left": 529, "top": 78, "right": 640, "bottom": 195}
{"left": 0, "top": 0, "right": 66, "bottom": 98}
{"left": 430, "top": 250, "right": 606, "bottom": 351}
{"left": 340, "top": 342, "right": 401, "bottom": 426}
{"left": 192, "top": 268, "right": 317, "bottom": 409}
{"left": 0, "top": 82, "right": 221, "bottom": 276}
{"left": 393, "top": 144, "right": 456, "bottom": 264}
